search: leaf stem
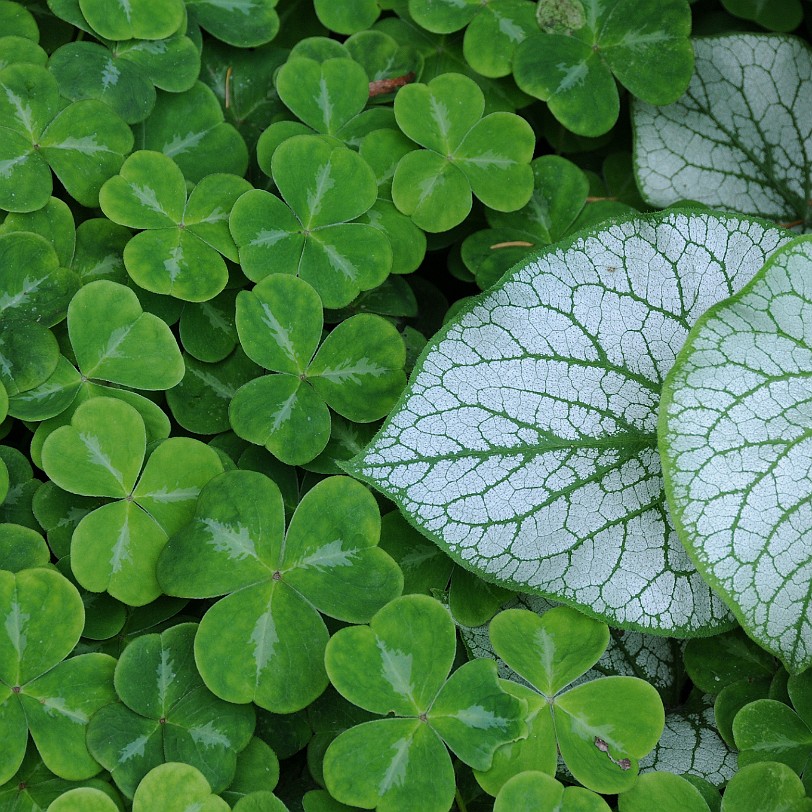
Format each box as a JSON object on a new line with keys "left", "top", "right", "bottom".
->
{"left": 490, "top": 240, "right": 534, "bottom": 250}
{"left": 454, "top": 787, "right": 468, "bottom": 812}
{"left": 369, "top": 72, "right": 415, "bottom": 98}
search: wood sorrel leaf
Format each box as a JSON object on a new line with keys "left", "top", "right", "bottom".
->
{"left": 78, "top": 0, "right": 184, "bottom": 41}
{"left": 720, "top": 762, "right": 810, "bottom": 812}
{"left": 634, "top": 34, "right": 812, "bottom": 230}
{"left": 349, "top": 211, "right": 790, "bottom": 634}
{"left": 661, "top": 237, "right": 812, "bottom": 671}
{"left": 185, "top": 0, "right": 280, "bottom": 48}
{"left": 68, "top": 280, "right": 184, "bottom": 390}
{"left": 494, "top": 771, "right": 611, "bottom": 812}
{"left": 618, "top": 771, "right": 712, "bottom": 812}
{"left": 323, "top": 594, "right": 526, "bottom": 810}
{"left": 87, "top": 623, "right": 254, "bottom": 797}
{"left": 47, "top": 787, "right": 120, "bottom": 812}
{"left": 131, "top": 762, "right": 230, "bottom": 812}
{"left": 158, "top": 472, "right": 400, "bottom": 712}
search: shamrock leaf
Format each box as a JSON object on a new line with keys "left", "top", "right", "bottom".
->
{"left": 409, "top": 0, "right": 536, "bottom": 78}
{"left": 314, "top": 0, "right": 383, "bottom": 34}
{"left": 391, "top": 73, "right": 535, "bottom": 231}
{"left": 0, "top": 568, "right": 117, "bottom": 785}
{"left": 47, "top": 787, "right": 119, "bottom": 812}
{"left": 138, "top": 82, "right": 249, "bottom": 182}
{"left": 513, "top": 0, "right": 693, "bottom": 136}
{"left": 494, "top": 771, "right": 611, "bottom": 812}
{"left": 634, "top": 34, "right": 812, "bottom": 230}
{"left": 0, "top": 743, "right": 121, "bottom": 811}
{"left": 721, "top": 0, "right": 803, "bottom": 31}
{"left": 489, "top": 605, "right": 664, "bottom": 793}
{"left": 158, "top": 472, "right": 403, "bottom": 712}
{"left": 323, "top": 594, "right": 527, "bottom": 812}
{"left": 229, "top": 274, "right": 406, "bottom": 465}
{"left": 348, "top": 211, "right": 790, "bottom": 634}
{"left": 0, "top": 64, "right": 133, "bottom": 211}
{"left": 0, "top": 319, "right": 58, "bottom": 398}
{"left": 100, "top": 151, "right": 250, "bottom": 301}
{"left": 77, "top": 0, "right": 185, "bottom": 41}
{"left": 720, "top": 762, "right": 811, "bottom": 812}
{"left": 86, "top": 623, "right": 255, "bottom": 798}
{"left": 48, "top": 42, "right": 157, "bottom": 124}
{"left": 186, "top": 0, "right": 281, "bottom": 48}
{"left": 618, "top": 772, "right": 714, "bottom": 812}
{"left": 41, "top": 397, "right": 224, "bottom": 605}
{"left": 661, "top": 237, "right": 812, "bottom": 671}
{"left": 231, "top": 135, "right": 393, "bottom": 308}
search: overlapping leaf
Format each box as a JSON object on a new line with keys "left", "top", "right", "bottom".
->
{"left": 391, "top": 72, "right": 535, "bottom": 231}
{"left": 86, "top": 623, "right": 255, "bottom": 798}
{"left": 0, "top": 568, "right": 116, "bottom": 785}
{"left": 41, "top": 396, "right": 224, "bottom": 605}
{"left": 158, "top": 472, "right": 403, "bottom": 712}
{"left": 661, "top": 237, "right": 812, "bottom": 671}
{"left": 634, "top": 34, "right": 812, "bottom": 230}
{"left": 0, "top": 64, "right": 132, "bottom": 211}
{"left": 349, "top": 211, "right": 791, "bottom": 634}
{"left": 229, "top": 274, "right": 406, "bottom": 465}
{"left": 323, "top": 594, "right": 527, "bottom": 812}
{"left": 100, "top": 151, "right": 250, "bottom": 301}
{"left": 231, "top": 135, "right": 392, "bottom": 308}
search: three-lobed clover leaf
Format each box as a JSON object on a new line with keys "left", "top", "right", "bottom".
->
{"left": 0, "top": 63, "right": 133, "bottom": 212}
{"left": 661, "top": 236, "right": 812, "bottom": 672}
{"left": 513, "top": 0, "right": 693, "bottom": 137}
{"left": 634, "top": 34, "right": 812, "bottom": 231}
{"left": 391, "top": 72, "right": 535, "bottom": 232}
{"left": 408, "top": 0, "right": 537, "bottom": 78}
{"left": 229, "top": 274, "right": 406, "bottom": 465}
{"left": 323, "top": 594, "right": 528, "bottom": 812}
{"left": 348, "top": 211, "right": 791, "bottom": 635}
{"left": 17, "top": 277, "right": 182, "bottom": 436}
{"left": 0, "top": 567, "right": 117, "bottom": 785}
{"left": 158, "top": 471, "right": 403, "bottom": 713}
{"left": 489, "top": 605, "right": 664, "bottom": 793}
{"left": 40, "top": 396, "right": 224, "bottom": 605}
{"left": 617, "top": 771, "right": 716, "bottom": 812}
{"left": 230, "top": 134, "right": 393, "bottom": 308}
{"left": 86, "top": 623, "right": 255, "bottom": 798}
{"left": 494, "top": 770, "right": 611, "bottom": 812}
{"left": 100, "top": 150, "right": 251, "bottom": 301}
{"left": 78, "top": 0, "right": 184, "bottom": 42}
{"left": 186, "top": 0, "right": 281, "bottom": 48}
{"left": 719, "top": 762, "right": 812, "bottom": 812}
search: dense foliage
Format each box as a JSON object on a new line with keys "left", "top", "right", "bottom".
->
{"left": 1, "top": 0, "right": 811, "bottom": 810}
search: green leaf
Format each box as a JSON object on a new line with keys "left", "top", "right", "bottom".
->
{"left": 661, "top": 237, "right": 812, "bottom": 671}
{"left": 392, "top": 73, "right": 534, "bottom": 231}
{"left": 490, "top": 607, "right": 609, "bottom": 696}
{"left": 323, "top": 718, "right": 454, "bottom": 812}
{"left": 513, "top": 0, "right": 692, "bottom": 136}
{"left": 618, "top": 771, "right": 711, "bottom": 812}
{"left": 131, "top": 763, "right": 230, "bottom": 812}
{"left": 0, "top": 320, "right": 58, "bottom": 397}
{"left": 47, "top": 787, "right": 120, "bottom": 812}
{"left": 48, "top": 42, "right": 156, "bottom": 124}
{"left": 41, "top": 397, "right": 145, "bottom": 498}
{"left": 140, "top": 82, "right": 248, "bottom": 182}
{"left": 325, "top": 594, "right": 456, "bottom": 716}
{"left": 229, "top": 373, "right": 332, "bottom": 466}
{"left": 308, "top": 314, "right": 406, "bottom": 422}
{"left": 634, "top": 34, "right": 812, "bottom": 229}
{"left": 235, "top": 275, "right": 322, "bottom": 376}
{"left": 315, "top": 0, "right": 380, "bottom": 34}
{"left": 494, "top": 771, "right": 611, "bottom": 812}
{"left": 68, "top": 280, "right": 184, "bottom": 390}
{"left": 186, "top": 0, "right": 280, "bottom": 48}
{"left": 555, "top": 676, "right": 665, "bottom": 793}
{"left": 88, "top": 624, "right": 254, "bottom": 797}
{"left": 78, "top": 0, "right": 184, "bottom": 40}
{"left": 721, "top": 0, "right": 803, "bottom": 31}
{"left": 720, "top": 762, "right": 810, "bottom": 812}
{"left": 275, "top": 57, "right": 369, "bottom": 136}
{"left": 0, "top": 523, "right": 49, "bottom": 572}
{"left": 348, "top": 211, "right": 789, "bottom": 634}
{"left": 733, "top": 699, "right": 812, "bottom": 775}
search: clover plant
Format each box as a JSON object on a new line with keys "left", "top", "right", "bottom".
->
{"left": 3, "top": 1, "right": 812, "bottom": 809}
